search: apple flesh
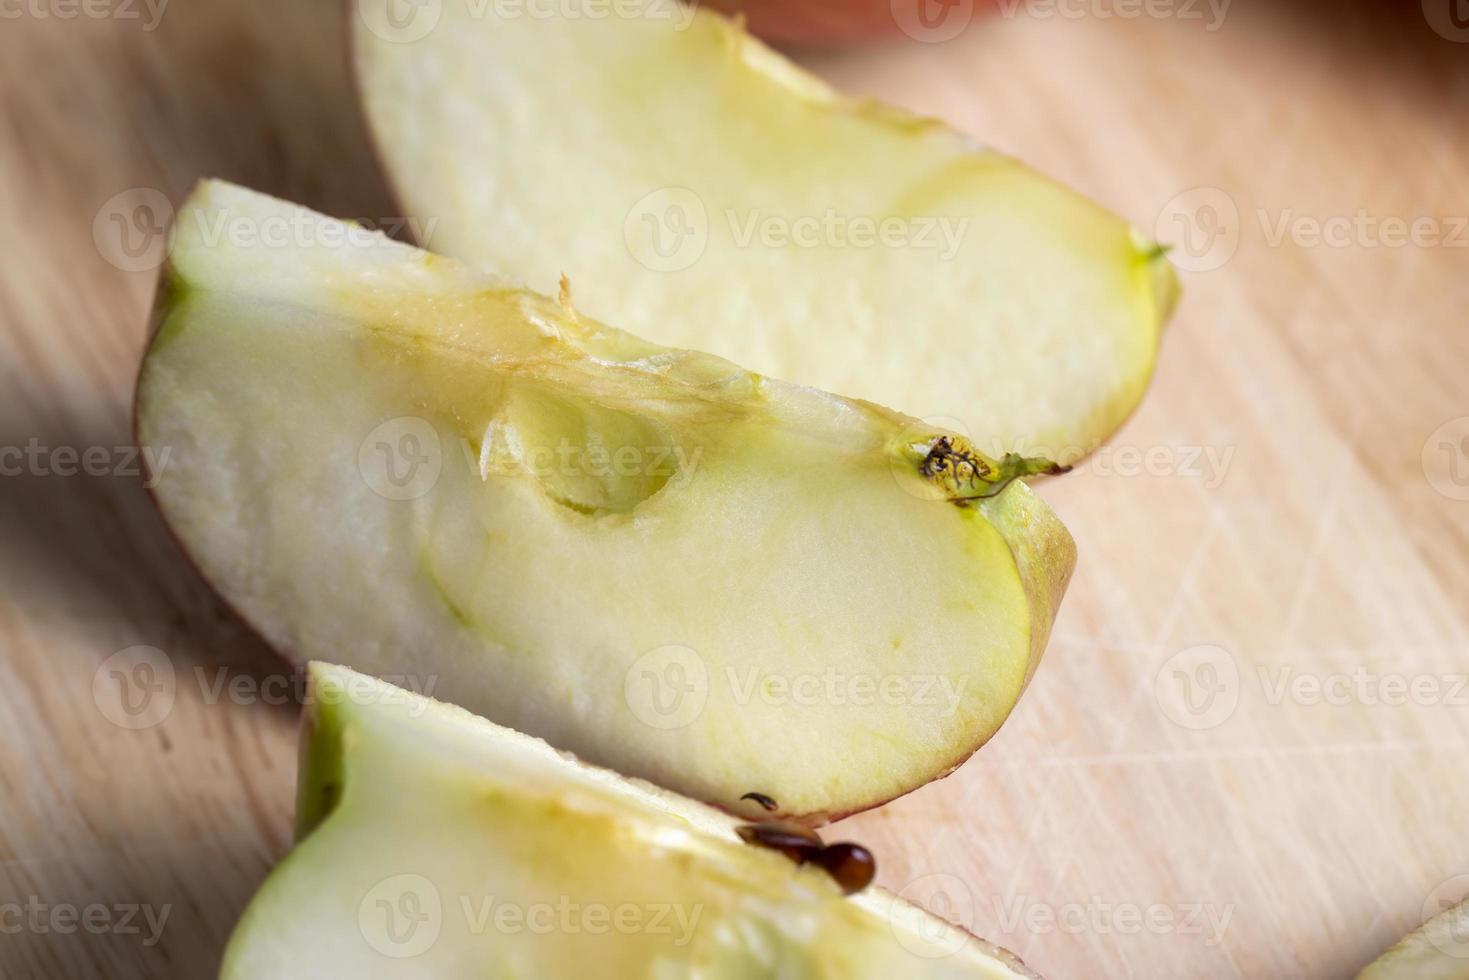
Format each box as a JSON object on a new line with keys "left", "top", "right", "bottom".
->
{"left": 1357, "top": 900, "right": 1469, "bottom": 980}
{"left": 221, "top": 662, "right": 1042, "bottom": 978}
{"left": 135, "top": 181, "right": 1075, "bottom": 824}
{"left": 354, "top": 0, "right": 1177, "bottom": 463}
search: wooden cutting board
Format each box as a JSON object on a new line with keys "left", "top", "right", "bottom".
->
{"left": 2, "top": 1, "right": 1465, "bottom": 977}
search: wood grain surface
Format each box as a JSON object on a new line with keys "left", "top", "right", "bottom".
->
{"left": 1, "top": 1, "right": 1466, "bottom": 977}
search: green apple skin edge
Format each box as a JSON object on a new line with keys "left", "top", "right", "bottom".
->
{"left": 1357, "top": 900, "right": 1469, "bottom": 980}
{"left": 355, "top": 0, "right": 1179, "bottom": 463}
{"left": 219, "top": 663, "right": 1042, "bottom": 979}
{"left": 135, "top": 181, "right": 1075, "bottom": 825}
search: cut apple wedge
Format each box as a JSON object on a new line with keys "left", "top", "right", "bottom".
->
{"left": 1358, "top": 900, "right": 1469, "bottom": 980}
{"left": 135, "top": 180, "right": 1075, "bottom": 823}
{"left": 353, "top": 0, "right": 1178, "bottom": 461}
{"left": 221, "top": 663, "right": 1041, "bottom": 978}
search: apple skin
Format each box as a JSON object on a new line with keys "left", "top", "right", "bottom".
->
{"left": 1357, "top": 899, "right": 1469, "bottom": 980}
{"left": 131, "top": 273, "right": 301, "bottom": 675}
{"left": 135, "top": 181, "right": 1080, "bottom": 829}
{"left": 222, "top": 662, "right": 1048, "bottom": 979}
{"left": 700, "top": 0, "right": 998, "bottom": 46}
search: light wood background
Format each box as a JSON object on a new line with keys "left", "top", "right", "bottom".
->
{"left": 2, "top": 1, "right": 1466, "bottom": 977}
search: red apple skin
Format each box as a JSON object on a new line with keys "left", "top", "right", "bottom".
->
{"left": 699, "top": 0, "right": 996, "bottom": 46}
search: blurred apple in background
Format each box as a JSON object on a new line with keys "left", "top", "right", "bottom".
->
{"left": 701, "top": 0, "right": 999, "bottom": 46}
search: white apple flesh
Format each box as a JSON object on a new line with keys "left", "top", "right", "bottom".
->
{"left": 135, "top": 181, "right": 1075, "bottom": 823}
{"left": 1357, "top": 900, "right": 1469, "bottom": 980}
{"left": 220, "top": 663, "right": 1043, "bottom": 979}
{"left": 354, "top": 0, "right": 1178, "bottom": 462}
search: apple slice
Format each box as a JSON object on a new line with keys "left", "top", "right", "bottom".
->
{"left": 353, "top": 0, "right": 1178, "bottom": 462}
{"left": 1357, "top": 900, "right": 1469, "bottom": 980}
{"left": 136, "top": 180, "right": 1075, "bottom": 823}
{"left": 221, "top": 662, "right": 1041, "bottom": 978}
